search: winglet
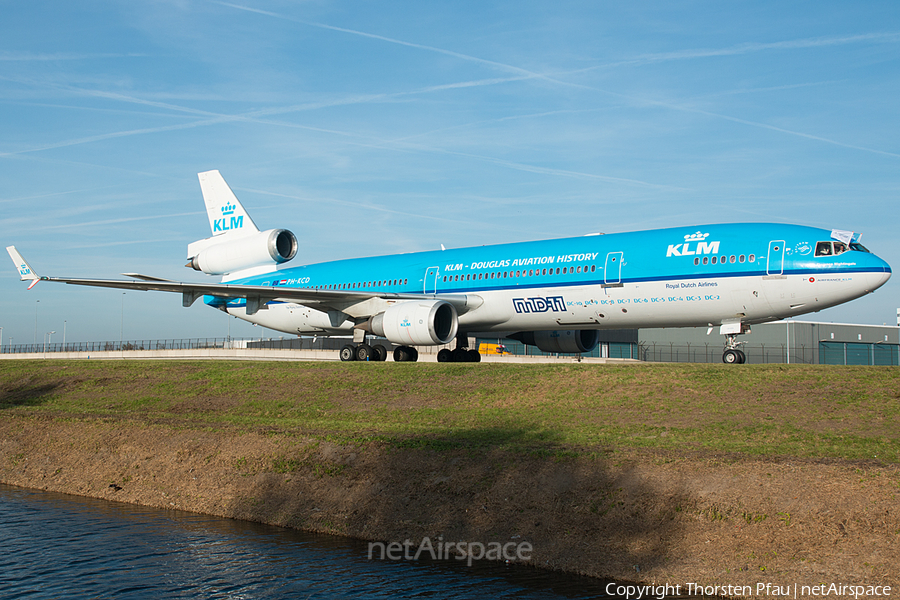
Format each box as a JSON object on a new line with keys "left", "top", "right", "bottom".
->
{"left": 6, "top": 246, "right": 41, "bottom": 289}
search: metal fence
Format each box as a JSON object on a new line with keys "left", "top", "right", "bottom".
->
{"left": 4, "top": 337, "right": 893, "bottom": 365}
{"left": 638, "top": 342, "right": 817, "bottom": 364}
{"left": 1, "top": 338, "right": 247, "bottom": 355}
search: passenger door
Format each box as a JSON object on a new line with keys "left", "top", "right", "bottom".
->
{"left": 604, "top": 252, "right": 623, "bottom": 284}
{"left": 767, "top": 240, "right": 785, "bottom": 275}
{"left": 424, "top": 266, "right": 440, "bottom": 294}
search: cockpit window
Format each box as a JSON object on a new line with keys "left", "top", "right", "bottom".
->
{"left": 815, "top": 241, "right": 833, "bottom": 256}
{"left": 833, "top": 242, "right": 848, "bottom": 255}
{"left": 850, "top": 242, "right": 870, "bottom": 253}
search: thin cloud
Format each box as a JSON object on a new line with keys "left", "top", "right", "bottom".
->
{"left": 0, "top": 52, "right": 147, "bottom": 61}
{"left": 41, "top": 210, "right": 205, "bottom": 231}
{"left": 577, "top": 85, "right": 900, "bottom": 160}
{"left": 577, "top": 32, "right": 900, "bottom": 72}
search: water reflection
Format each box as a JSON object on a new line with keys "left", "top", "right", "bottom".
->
{"left": 0, "top": 484, "right": 630, "bottom": 599}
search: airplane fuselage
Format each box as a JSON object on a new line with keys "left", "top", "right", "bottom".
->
{"left": 218, "top": 223, "right": 892, "bottom": 338}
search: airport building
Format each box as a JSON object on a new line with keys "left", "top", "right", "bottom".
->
{"left": 476, "top": 320, "right": 900, "bottom": 366}
{"left": 636, "top": 321, "right": 899, "bottom": 365}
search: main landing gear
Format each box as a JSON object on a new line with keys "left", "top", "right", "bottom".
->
{"left": 436, "top": 333, "right": 481, "bottom": 363}
{"left": 339, "top": 343, "right": 418, "bottom": 362}
{"left": 722, "top": 333, "right": 747, "bottom": 364}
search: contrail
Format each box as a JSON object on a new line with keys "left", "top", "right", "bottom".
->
{"left": 216, "top": 1, "right": 589, "bottom": 90}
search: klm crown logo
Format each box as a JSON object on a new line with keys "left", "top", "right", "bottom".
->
{"left": 19, "top": 263, "right": 31, "bottom": 276}
{"left": 214, "top": 202, "right": 243, "bottom": 233}
{"left": 684, "top": 231, "right": 709, "bottom": 242}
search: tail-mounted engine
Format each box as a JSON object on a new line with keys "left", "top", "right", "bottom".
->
{"left": 362, "top": 300, "right": 458, "bottom": 346}
{"left": 186, "top": 229, "right": 297, "bottom": 275}
{"left": 508, "top": 330, "right": 599, "bottom": 354}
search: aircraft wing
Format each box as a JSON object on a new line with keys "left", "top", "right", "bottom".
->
{"left": 6, "top": 247, "right": 480, "bottom": 317}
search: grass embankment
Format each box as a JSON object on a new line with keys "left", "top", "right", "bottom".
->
{"left": 2, "top": 360, "right": 898, "bottom": 463}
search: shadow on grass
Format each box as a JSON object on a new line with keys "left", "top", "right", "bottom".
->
{"left": 0, "top": 383, "right": 60, "bottom": 408}
{"left": 230, "top": 422, "right": 685, "bottom": 585}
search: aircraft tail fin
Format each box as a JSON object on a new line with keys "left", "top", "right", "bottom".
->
{"left": 6, "top": 246, "right": 41, "bottom": 289}
{"left": 198, "top": 170, "right": 259, "bottom": 238}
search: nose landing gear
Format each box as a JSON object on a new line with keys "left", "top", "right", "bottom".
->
{"left": 722, "top": 333, "right": 747, "bottom": 364}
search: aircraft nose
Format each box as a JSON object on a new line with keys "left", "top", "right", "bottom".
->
{"left": 868, "top": 256, "right": 891, "bottom": 291}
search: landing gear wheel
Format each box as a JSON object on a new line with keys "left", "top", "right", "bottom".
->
{"left": 373, "top": 344, "right": 388, "bottom": 362}
{"left": 723, "top": 349, "right": 741, "bottom": 364}
{"left": 451, "top": 348, "right": 468, "bottom": 362}
{"left": 467, "top": 349, "right": 481, "bottom": 363}
{"left": 340, "top": 344, "right": 356, "bottom": 362}
{"left": 736, "top": 349, "right": 746, "bottom": 364}
{"left": 393, "top": 346, "right": 418, "bottom": 362}
{"left": 356, "top": 343, "right": 374, "bottom": 361}
{"left": 437, "top": 349, "right": 453, "bottom": 363}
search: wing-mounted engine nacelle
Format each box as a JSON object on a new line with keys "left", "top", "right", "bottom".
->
{"left": 362, "top": 300, "right": 458, "bottom": 346}
{"left": 187, "top": 229, "right": 298, "bottom": 275}
{"left": 508, "top": 330, "right": 600, "bottom": 354}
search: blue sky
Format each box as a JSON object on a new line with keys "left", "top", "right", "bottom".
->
{"left": 2, "top": 1, "right": 898, "bottom": 346}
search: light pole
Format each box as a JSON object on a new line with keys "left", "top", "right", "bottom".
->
{"left": 63, "top": 320, "right": 67, "bottom": 349}
{"left": 0, "top": 327, "right": 3, "bottom": 353}
{"left": 34, "top": 299, "right": 39, "bottom": 349}
{"left": 121, "top": 293, "right": 125, "bottom": 355}
{"left": 44, "top": 330, "right": 55, "bottom": 358}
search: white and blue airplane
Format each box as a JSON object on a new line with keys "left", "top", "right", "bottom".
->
{"left": 7, "top": 170, "right": 892, "bottom": 363}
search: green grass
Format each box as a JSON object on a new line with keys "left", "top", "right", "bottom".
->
{"left": 1, "top": 359, "right": 898, "bottom": 462}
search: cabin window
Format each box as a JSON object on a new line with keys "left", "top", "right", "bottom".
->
{"left": 739, "top": 255, "right": 745, "bottom": 263}
{"left": 694, "top": 257, "right": 700, "bottom": 266}
{"left": 729, "top": 255, "right": 735, "bottom": 263}
{"left": 815, "top": 241, "right": 833, "bottom": 256}
{"left": 591, "top": 265, "right": 596, "bottom": 272}
{"left": 749, "top": 254, "right": 755, "bottom": 262}
{"left": 711, "top": 256, "right": 717, "bottom": 264}
{"left": 563, "top": 267, "right": 568, "bottom": 274}
{"left": 702, "top": 257, "right": 709, "bottom": 265}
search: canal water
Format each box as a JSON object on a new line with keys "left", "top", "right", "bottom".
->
{"left": 0, "top": 484, "right": 631, "bottom": 599}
